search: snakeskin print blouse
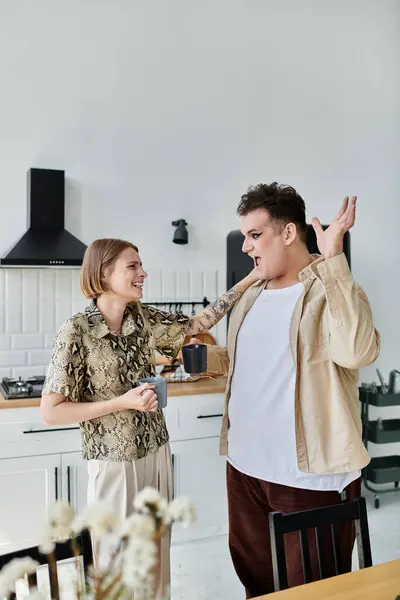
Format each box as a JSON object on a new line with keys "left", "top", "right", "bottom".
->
{"left": 43, "top": 300, "right": 190, "bottom": 461}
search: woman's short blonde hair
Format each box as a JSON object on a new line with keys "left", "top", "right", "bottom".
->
{"left": 80, "top": 238, "right": 139, "bottom": 299}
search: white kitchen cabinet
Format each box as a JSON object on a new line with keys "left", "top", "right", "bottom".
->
{"left": 0, "top": 454, "right": 60, "bottom": 555}
{"left": 171, "top": 437, "right": 228, "bottom": 544}
{"left": 61, "top": 451, "right": 88, "bottom": 514}
{"left": 0, "top": 390, "right": 227, "bottom": 552}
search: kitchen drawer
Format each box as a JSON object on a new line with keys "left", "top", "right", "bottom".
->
{"left": 172, "top": 393, "right": 225, "bottom": 441}
{"left": 163, "top": 404, "right": 179, "bottom": 441}
{"left": 0, "top": 421, "right": 81, "bottom": 459}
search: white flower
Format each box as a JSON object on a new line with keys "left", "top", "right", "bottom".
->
{"left": 25, "top": 587, "right": 46, "bottom": 600}
{"left": 73, "top": 502, "right": 120, "bottom": 537}
{"left": 122, "top": 513, "right": 155, "bottom": 539}
{"left": 45, "top": 501, "right": 75, "bottom": 541}
{"left": 130, "top": 577, "right": 156, "bottom": 600}
{"left": 155, "top": 497, "right": 170, "bottom": 525}
{"left": 0, "top": 574, "right": 9, "bottom": 598}
{"left": 167, "top": 497, "right": 196, "bottom": 528}
{"left": 133, "top": 487, "right": 162, "bottom": 513}
{"left": 122, "top": 537, "right": 157, "bottom": 588}
{"left": 0, "top": 557, "right": 39, "bottom": 594}
{"left": 39, "top": 535, "right": 56, "bottom": 555}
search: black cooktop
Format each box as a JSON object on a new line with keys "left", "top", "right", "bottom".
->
{"left": 0, "top": 376, "right": 45, "bottom": 399}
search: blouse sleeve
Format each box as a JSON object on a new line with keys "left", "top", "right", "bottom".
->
{"left": 143, "top": 306, "right": 191, "bottom": 360}
{"left": 42, "top": 319, "right": 85, "bottom": 402}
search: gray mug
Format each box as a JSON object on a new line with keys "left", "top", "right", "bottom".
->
{"left": 138, "top": 376, "right": 168, "bottom": 409}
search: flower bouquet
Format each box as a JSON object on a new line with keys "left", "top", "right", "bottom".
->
{"left": 0, "top": 487, "right": 196, "bottom": 600}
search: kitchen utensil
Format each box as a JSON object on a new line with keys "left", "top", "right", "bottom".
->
{"left": 376, "top": 368, "right": 389, "bottom": 393}
{"left": 388, "top": 370, "right": 400, "bottom": 394}
{"left": 181, "top": 344, "right": 207, "bottom": 374}
{"left": 138, "top": 376, "right": 168, "bottom": 409}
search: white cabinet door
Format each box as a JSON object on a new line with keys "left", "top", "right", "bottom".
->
{"left": 170, "top": 437, "right": 228, "bottom": 544}
{"left": 61, "top": 452, "right": 88, "bottom": 514}
{"left": 0, "top": 454, "right": 61, "bottom": 555}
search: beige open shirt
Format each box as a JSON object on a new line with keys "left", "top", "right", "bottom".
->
{"left": 207, "top": 253, "right": 380, "bottom": 475}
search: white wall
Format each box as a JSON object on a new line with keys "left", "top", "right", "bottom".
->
{"left": 0, "top": 0, "right": 398, "bottom": 380}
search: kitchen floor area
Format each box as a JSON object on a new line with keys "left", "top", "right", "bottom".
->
{"left": 170, "top": 488, "right": 400, "bottom": 600}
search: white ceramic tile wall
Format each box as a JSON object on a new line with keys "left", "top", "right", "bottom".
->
{"left": 0, "top": 268, "right": 225, "bottom": 378}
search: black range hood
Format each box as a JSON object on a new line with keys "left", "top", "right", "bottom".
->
{"left": 1, "top": 168, "right": 86, "bottom": 267}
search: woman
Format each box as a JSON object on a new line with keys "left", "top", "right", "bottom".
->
{"left": 41, "top": 238, "right": 257, "bottom": 595}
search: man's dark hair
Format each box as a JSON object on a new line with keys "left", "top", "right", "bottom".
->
{"left": 237, "top": 182, "right": 307, "bottom": 242}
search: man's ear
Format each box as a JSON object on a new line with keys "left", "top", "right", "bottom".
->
{"left": 283, "top": 223, "right": 297, "bottom": 245}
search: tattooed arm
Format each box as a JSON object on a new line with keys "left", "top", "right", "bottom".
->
{"left": 187, "top": 270, "right": 259, "bottom": 336}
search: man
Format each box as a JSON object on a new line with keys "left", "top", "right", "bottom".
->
{"left": 191, "top": 183, "right": 379, "bottom": 598}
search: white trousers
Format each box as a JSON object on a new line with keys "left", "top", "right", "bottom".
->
{"left": 87, "top": 442, "right": 173, "bottom": 598}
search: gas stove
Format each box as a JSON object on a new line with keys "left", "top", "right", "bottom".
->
{"left": 0, "top": 376, "right": 45, "bottom": 399}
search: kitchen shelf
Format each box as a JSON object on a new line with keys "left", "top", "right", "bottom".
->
{"left": 361, "top": 389, "right": 400, "bottom": 407}
{"left": 367, "top": 420, "right": 400, "bottom": 444}
{"left": 359, "top": 387, "right": 400, "bottom": 509}
{"left": 366, "top": 456, "right": 400, "bottom": 485}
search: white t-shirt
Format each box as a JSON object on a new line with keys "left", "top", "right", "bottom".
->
{"left": 227, "top": 282, "right": 360, "bottom": 493}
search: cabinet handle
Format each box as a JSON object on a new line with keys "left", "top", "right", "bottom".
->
{"left": 67, "top": 466, "right": 71, "bottom": 504}
{"left": 55, "top": 467, "right": 59, "bottom": 501}
{"left": 197, "top": 413, "right": 223, "bottom": 419}
{"left": 23, "top": 427, "right": 80, "bottom": 434}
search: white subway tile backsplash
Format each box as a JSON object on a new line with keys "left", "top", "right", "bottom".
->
{"left": 71, "top": 271, "right": 82, "bottom": 300}
{"left": 203, "top": 270, "right": 219, "bottom": 300}
{"left": 0, "top": 335, "right": 11, "bottom": 350}
{"left": 161, "top": 270, "right": 177, "bottom": 300}
{"left": 146, "top": 270, "right": 162, "bottom": 301}
{"left": 56, "top": 270, "right": 72, "bottom": 301}
{"left": 56, "top": 301, "right": 73, "bottom": 328}
{"left": 39, "top": 270, "right": 55, "bottom": 301}
{"left": 22, "top": 270, "right": 39, "bottom": 332}
{"left": 175, "top": 271, "right": 190, "bottom": 301}
{"left": 12, "top": 334, "right": 44, "bottom": 350}
{"left": 28, "top": 350, "right": 53, "bottom": 366}
{"left": 72, "top": 298, "right": 87, "bottom": 316}
{"left": 5, "top": 270, "right": 22, "bottom": 333}
{"left": 189, "top": 271, "right": 204, "bottom": 300}
{"left": 45, "top": 334, "right": 56, "bottom": 349}
{"left": 12, "top": 365, "right": 46, "bottom": 379}
{"left": 0, "top": 267, "right": 224, "bottom": 376}
{"left": 39, "top": 300, "right": 56, "bottom": 334}
{"left": 0, "top": 351, "right": 27, "bottom": 367}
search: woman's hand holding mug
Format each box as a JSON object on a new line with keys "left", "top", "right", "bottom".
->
{"left": 117, "top": 383, "right": 158, "bottom": 412}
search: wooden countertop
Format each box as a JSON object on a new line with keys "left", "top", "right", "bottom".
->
{"left": 0, "top": 377, "right": 227, "bottom": 409}
{"left": 258, "top": 560, "right": 400, "bottom": 599}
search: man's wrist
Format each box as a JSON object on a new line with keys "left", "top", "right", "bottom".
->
{"left": 322, "top": 244, "right": 344, "bottom": 260}
{"left": 322, "top": 251, "right": 343, "bottom": 260}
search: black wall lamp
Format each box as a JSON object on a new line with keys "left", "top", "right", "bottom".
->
{"left": 172, "top": 219, "right": 188, "bottom": 244}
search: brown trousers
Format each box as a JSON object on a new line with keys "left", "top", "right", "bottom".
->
{"left": 227, "top": 462, "right": 361, "bottom": 598}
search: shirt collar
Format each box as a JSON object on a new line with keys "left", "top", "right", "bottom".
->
{"left": 85, "top": 300, "right": 138, "bottom": 339}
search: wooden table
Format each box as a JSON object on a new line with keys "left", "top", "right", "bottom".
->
{"left": 257, "top": 560, "right": 400, "bottom": 599}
